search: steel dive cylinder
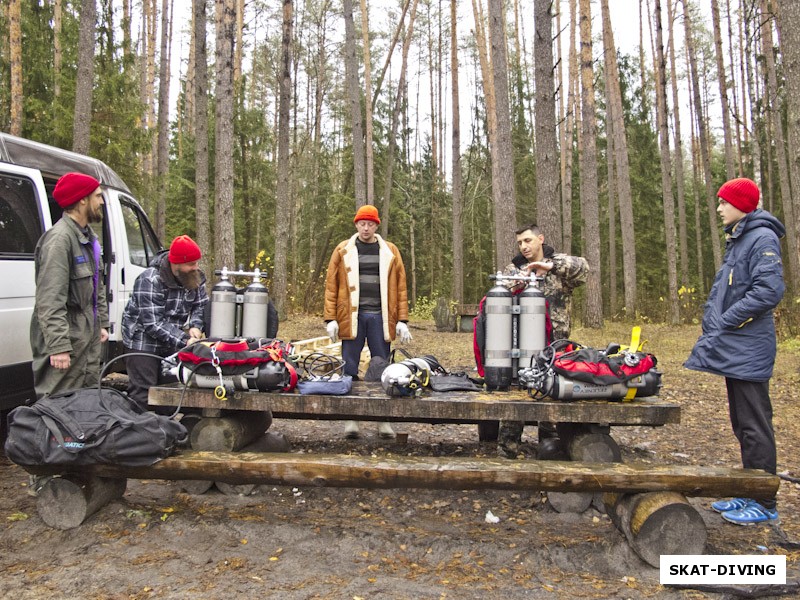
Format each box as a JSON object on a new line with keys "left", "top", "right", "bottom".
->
{"left": 209, "top": 273, "right": 238, "bottom": 338}
{"left": 517, "top": 279, "right": 547, "bottom": 370}
{"left": 484, "top": 277, "right": 514, "bottom": 390}
{"left": 241, "top": 270, "right": 270, "bottom": 339}
{"left": 540, "top": 370, "right": 662, "bottom": 400}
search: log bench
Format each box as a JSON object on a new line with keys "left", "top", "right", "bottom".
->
{"left": 455, "top": 303, "right": 480, "bottom": 332}
{"left": 149, "top": 381, "right": 681, "bottom": 515}
{"left": 24, "top": 381, "right": 769, "bottom": 566}
{"left": 24, "top": 451, "right": 779, "bottom": 568}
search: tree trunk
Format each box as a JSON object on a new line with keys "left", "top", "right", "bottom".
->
{"left": 689, "top": 103, "right": 707, "bottom": 294}
{"left": 561, "top": 0, "right": 578, "bottom": 254}
{"left": 360, "top": 0, "right": 375, "bottom": 205}
{"left": 73, "top": 0, "right": 97, "bottom": 154}
{"left": 9, "top": 0, "right": 22, "bottom": 136}
{"left": 777, "top": 0, "right": 800, "bottom": 297}
{"left": 743, "top": 1, "right": 762, "bottom": 180}
{"left": 762, "top": 1, "right": 799, "bottom": 296}
{"left": 121, "top": 0, "right": 132, "bottom": 59}
{"left": 234, "top": 0, "right": 243, "bottom": 85}
{"left": 578, "top": 0, "right": 603, "bottom": 327}
{"left": 55, "top": 0, "right": 64, "bottom": 99}
{"left": 145, "top": 0, "right": 158, "bottom": 178}
{"left": 638, "top": 0, "right": 651, "bottom": 124}
{"left": 273, "top": 0, "right": 294, "bottom": 316}
{"left": 533, "top": 0, "right": 561, "bottom": 246}
{"left": 653, "top": 0, "right": 680, "bottom": 324}
{"left": 155, "top": 0, "right": 172, "bottom": 240}
{"left": 214, "top": 0, "right": 237, "bottom": 271}
{"left": 487, "top": 0, "right": 517, "bottom": 268}
{"left": 682, "top": 0, "right": 723, "bottom": 268}
{"left": 381, "top": 0, "right": 418, "bottom": 242}
{"left": 711, "top": 0, "right": 736, "bottom": 179}
{"left": 667, "top": 0, "right": 690, "bottom": 288}
{"left": 194, "top": 0, "right": 211, "bottom": 270}
{"left": 451, "top": 0, "right": 464, "bottom": 304}
{"left": 372, "top": 0, "right": 411, "bottom": 107}
{"left": 343, "top": 0, "right": 366, "bottom": 206}
{"left": 600, "top": 0, "right": 637, "bottom": 315}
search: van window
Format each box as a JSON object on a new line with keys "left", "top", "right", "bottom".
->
{"left": 0, "top": 174, "right": 43, "bottom": 256}
{"left": 120, "top": 195, "right": 160, "bottom": 267}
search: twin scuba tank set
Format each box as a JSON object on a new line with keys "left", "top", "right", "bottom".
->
{"left": 208, "top": 267, "right": 272, "bottom": 339}
{"left": 483, "top": 272, "right": 547, "bottom": 390}
{"left": 171, "top": 267, "right": 296, "bottom": 398}
{"left": 482, "top": 272, "right": 662, "bottom": 401}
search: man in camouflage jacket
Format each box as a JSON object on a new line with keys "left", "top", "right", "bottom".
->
{"left": 498, "top": 224, "right": 588, "bottom": 458}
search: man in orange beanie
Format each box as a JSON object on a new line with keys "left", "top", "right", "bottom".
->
{"left": 122, "top": 235, "right": 208, "bottom": 409}
{"left": 30, "top": 172, "right": 109, "bottom": 398}
{"left": 324, "top": 205, "right": 410, "bottom": 439}
{"left": 686, "top": 177, "right": 785, "bottom": 525}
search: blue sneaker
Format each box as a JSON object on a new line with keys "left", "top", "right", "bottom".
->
{"left": 711, "top": 497, "right": 751, "bottom": 513}
{"left": 721, "top": 501, "right": 778, "bottom": 525}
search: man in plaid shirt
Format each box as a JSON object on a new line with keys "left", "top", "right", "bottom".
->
{"left": 122, "top": 235, "right": 208, "bottom": 409}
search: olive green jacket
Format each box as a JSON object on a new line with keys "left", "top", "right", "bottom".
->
{"left": 29, "top": 216, "right": 109, "bottom": 397}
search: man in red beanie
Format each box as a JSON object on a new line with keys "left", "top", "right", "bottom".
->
{"left": 324, "top": 204, "right": 410, "bottom": 439}
{"left": 686, "top": 177, "right": 785, "bottom": 525}
{"left": 122, "top": 235, "right": 209, "bottom": 409}
{"left": 30, "top": 172, "right": 109, "bottom": 398}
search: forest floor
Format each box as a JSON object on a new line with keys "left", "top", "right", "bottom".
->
{"left": 1, "top": 316, "right": 799, "bottom": 599}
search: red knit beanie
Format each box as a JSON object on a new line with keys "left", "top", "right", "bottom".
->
{"left": 717, "top": 178, "right": 760, "bottom": 213}
{"left": 168, "top": 235, "right": 202, "bottom": 264}
{"left": 53, "top": 172, "right": 101, "bottom": 209}
{"left": 353, "top": 204, "right": 380, "bottom": 225}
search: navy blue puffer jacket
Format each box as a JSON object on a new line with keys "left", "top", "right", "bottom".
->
{"left": 685, "top": 209, "right": 785, "bottom": 382}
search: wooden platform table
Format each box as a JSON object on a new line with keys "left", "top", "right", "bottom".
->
{"left": 148, "top": 381, "right": 680, "bottom": 429}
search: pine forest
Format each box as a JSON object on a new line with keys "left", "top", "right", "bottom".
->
{"left": 2, "top": 0, "right": 799, "bottom": 332}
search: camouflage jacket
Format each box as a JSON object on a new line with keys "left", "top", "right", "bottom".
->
{"left": 502, "top": 248, "right": 588, "bottom": 341}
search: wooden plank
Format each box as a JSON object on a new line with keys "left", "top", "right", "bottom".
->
{"left": 24, "top": 451, "right": 779, "bottom": 498}
{"left": 148, "top": 382, "right": 680, "bottom": 426}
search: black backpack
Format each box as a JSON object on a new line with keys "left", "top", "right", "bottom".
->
{"left": 4, "top": 387, "right": 188, "bottom": 467}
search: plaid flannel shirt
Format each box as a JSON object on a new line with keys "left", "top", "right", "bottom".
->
{"left": 122, "top": 253, "right": 208, "bottom": 354}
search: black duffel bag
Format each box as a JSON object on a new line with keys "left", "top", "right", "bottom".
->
{"left": 4, "top": 387, "right": 188, "bottom": 467}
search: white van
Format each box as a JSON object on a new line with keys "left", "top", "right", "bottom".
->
{"left": 0, "top": 133, "right": 162, "bottom": 413}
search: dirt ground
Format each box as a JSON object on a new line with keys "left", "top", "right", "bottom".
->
{"left": 1, "top": 317, "right": 799, "bottom": 599}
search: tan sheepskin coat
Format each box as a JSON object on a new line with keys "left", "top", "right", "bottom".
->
{"left": 323, "top": 233, "right": 409, "bottom": 341}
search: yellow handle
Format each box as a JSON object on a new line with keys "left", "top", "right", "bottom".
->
{"left": 214, "top": 385, "right": 228, "bottom": 401}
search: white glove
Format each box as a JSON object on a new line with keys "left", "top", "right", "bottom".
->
{"left": 396, "top": 322, "right": 412, "bottom": 343}
{"left": 326, "top": 321, "right": 339, "bottom": 343}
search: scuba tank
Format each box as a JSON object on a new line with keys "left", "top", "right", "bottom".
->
{"left": 517, "top": 277, "right": 547, "bottom": 370}
{"left": 209, "top": 269, "right": 238, "bottom": 338}
{"left": 535, "top": 369, "right": 662, "bottom": 400}
{"left": 241, "top": 268, "right": 270, "bottom": 339}
{"left": 483, "top": 274, "right": 514, "bottom": 390}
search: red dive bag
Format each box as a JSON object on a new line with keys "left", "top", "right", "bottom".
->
{"left": 177, "top": 338, "right": 298, "bottom": 392}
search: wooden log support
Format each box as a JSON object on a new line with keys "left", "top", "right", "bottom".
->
{"left": 215, "top": 432, "right": 291, "bottom": 496}
{"left": 149, "top": 382, "right": 680, "bottom": 427}
{"left": 179, "top": 479, "right": 215, "bottom": 495}
{"left": 190, "top": 410, "right": 272, "bottom": 452}
{"left": 26, "top": 452, "right": 780, "bottom": 498}
{"left": 547, "top": 429, "right": 623, "bottom": 514}
{"left": 604, "top": 491, "right": 708, "bottom": 568}
{"left": 36, "top": 475, "right": 127, "bottom": 530}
